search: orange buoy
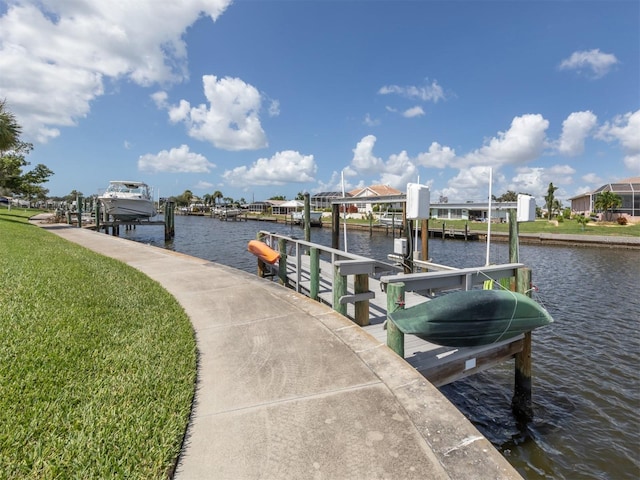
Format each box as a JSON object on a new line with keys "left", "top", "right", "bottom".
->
{"left": 247, "top": 240, "right": 280, "bottom": 264}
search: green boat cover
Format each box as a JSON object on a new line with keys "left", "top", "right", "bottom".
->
{"left": 387, "top": 289, "right": 553, "bottom": 347}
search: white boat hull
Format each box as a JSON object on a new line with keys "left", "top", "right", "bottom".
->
{"left": 100, "top": 197, "right": 157, "bottom": 220}
{"left": 98, "top": 181, "right": 157, "bottom": 220}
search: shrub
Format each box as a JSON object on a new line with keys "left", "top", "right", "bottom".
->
{"left": 617, "top": 216, "right": 628, "bottom": 225}
{"left": 557, "top": 215, "right": 564, "bottom": 223}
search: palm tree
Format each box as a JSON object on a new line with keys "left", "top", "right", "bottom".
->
{"left": 0, "top": 99, "right": 21, "bottom": 152}
{"left": 552, "top": 199, "right": 562, "bottom": 219}
{"left": 544, "top": 183, "right": 558, "bottom": 219}
{"left": 181, "top": 189, "right": 193, "bottom": 207}
{"left": 594, "top": 191, "right": 622, "bottom": 221}
{"left": 212, "top": 190, "right": 223, "bottom": 207}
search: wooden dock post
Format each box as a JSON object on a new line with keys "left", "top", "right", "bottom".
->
{"left": 95, "top": 201, "right": 101, "bottom": 231}
{"left": 309, "top": 247, "right": 320, "bottom": 300}
{"left": 76, "top": 195, "right": 83, "bottom": 227}
{"left": 513, "top": 267, "right": 533, "bottom": 421}
{"left": 278, "top": 238, "right": 288, "bottom": 286}
{"left": 386, "top": 282, "right": 405, "bottom": 357}
{"left": 165, "top": 200, "right": 175, "bottom": 240}
{"left": 354, "top": 273, "right": 370, "bottom": 326}
{"left": 421, "top": 219, "right": 428, "bottom": 266}
{"left": 331, "top": 203, "right": 340, "bottom": 250}
{"left": 256, "top": 233, "right": 266, "bottom": 278}
{"left": 332, "top": 264, "right": 347, "bottom": 316}
{"left": 304, "top": 193, "right": 311, "bottom": 242}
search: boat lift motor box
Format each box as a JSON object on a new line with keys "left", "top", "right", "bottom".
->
{"left": 394, "top": 238, "right": 408, "bottom": 255}
{"left": 517, "top": 194, "right": 536, "bottom": 222}
{"left": 406, "top": 183, "right": 430, "bottom": 219}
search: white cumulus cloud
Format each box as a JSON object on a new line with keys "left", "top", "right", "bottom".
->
{"left": 0, "top": 0, "right": 232, "bottom": 142}
{"left": 378, "top": 79, "right": 445, "bottom": 103}
{"left": 559, "top": 49, "right": 619, "bottom": 78}
{"left": 596, "top": 110, "right": 640, "bottom": 173}
{"left": 403, "top": 106, "right": 425, "bottom": 118}
{"left": 458, "top": 114, "right": 549, "bottom": 168}
{"left": 351, "top": 135, "right": 385, "bottom": 173}
{"left": 556, "top": 111, "right": 598, "bottom": 156}
{"left": 222, "top": 151, "right": 317, "bottom": 187}
{"left": 416, "top": 142, "right": 457, "bottom": 168}
{"left": 166, "top": 75, "right": 268, "bottom": 151}
{"left": 138, "top": 144, "right": 215, "bottom": 174}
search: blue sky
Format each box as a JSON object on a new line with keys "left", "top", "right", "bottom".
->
{"left": 1, "top": 0, "right": 638, "bottom": 206}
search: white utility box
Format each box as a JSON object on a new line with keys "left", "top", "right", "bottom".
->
{"left": 406, "top": 183, "right": 430, "bottom": 219}
{"left": 394, "top": 238, "right": 408, "bottom": 255}
{"left": 517, "top": 194, "right": 536, "bottom": 222}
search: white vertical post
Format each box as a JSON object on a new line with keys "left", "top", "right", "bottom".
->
{"left": 341, "top": 170, "right": 348, "bottom": 252}
{"left": 485, "top": 167, "right": 493, "bottom": 266}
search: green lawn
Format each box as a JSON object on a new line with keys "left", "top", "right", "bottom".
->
{"left": 0, "top": 208, "right": 196, "bottom": 479}
{"left": 425, "top": 218, "right": 640, "bottom": 236}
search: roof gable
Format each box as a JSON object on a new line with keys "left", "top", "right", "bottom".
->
{"left": 349, "top": 184, "right": 403, "bottom": 198}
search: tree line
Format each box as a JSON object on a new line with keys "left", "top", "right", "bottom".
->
{"left": 0, "top": 100, "right": 54, "bottom": 203}
{"left": 169, "top": 190, "right": 306, "bottom": 208}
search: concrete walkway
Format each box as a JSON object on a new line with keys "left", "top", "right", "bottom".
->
{"left": 35, "top": 220, "right": 522, "bottom": 480}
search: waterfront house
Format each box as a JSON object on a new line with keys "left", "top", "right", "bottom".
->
{"left": 570, "top": 177, "right": 640, "bottom": 220}
{"left": 429, "top": 202, "right": 517, "bottom": 222}
{"left": 311, "top": 191, "right": 350, "bottom": 210}
{"left": 348, "top": 185, "right": 404, "bottom": 213}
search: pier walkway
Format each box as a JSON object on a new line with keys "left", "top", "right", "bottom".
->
{"left": 34, "top": 220, "right": 521, "bottom": 480}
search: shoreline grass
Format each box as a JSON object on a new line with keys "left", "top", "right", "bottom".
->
{"left": 1, "top": 208, "right": 196, "bottom": 479}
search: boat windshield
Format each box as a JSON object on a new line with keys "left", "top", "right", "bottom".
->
{"left": 106, "top": 182, "right": 148, "bottom": 195}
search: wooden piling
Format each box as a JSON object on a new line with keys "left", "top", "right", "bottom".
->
{"left": 386, "top": 282, "right": 405, "bottom": 357}
{"left": 76, "top": 195, "right": 83, "bottom": 228}
{"left": 304, "top": 193, "right": 311, "bottom": 242}
{"left": 165, "top": 201, "right": 175, "bottom": 240}
{"left": 354, "top": 274, "right": 370, "bottom": 326}
{"left": 331, "top": 203, "right": 340, "bottom": 250}
{"left": 513, "top": 267, "right": 533, "bottom": 421}
{"left": 309, "top": 247, "right": 320, "bottom": 300}
{"left": 332, "top": 264, "right": 347, "bottom": 316}
{"left": 421, "top": 219, "right": 428, "bottom": 265}
{"left": 256, "top": 233, "right": 266, "bottom": 278}
{"left": 95, "top": 201, "right": 101, "bottom": 231}
{"left": 278, "top": 238, "right": 288, "bottom": 286}
{"left": 509, "top": 209, "right": 519, "bottom": 263}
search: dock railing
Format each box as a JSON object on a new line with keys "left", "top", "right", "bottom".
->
{"left": 258, "top": 230, "right": 397, "bottom": 326}
{"left": 256, "top": 230, "right": 525, "bottom": 324}
{"left": 379, "top": 262, "right": 525, "bottom": 293}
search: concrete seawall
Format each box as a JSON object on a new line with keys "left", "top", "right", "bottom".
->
{"left": 35, "top": 219, "right": 522, "bottom": 479}
{"left": 484, "top": 232, "right": 640, "bottom": 249}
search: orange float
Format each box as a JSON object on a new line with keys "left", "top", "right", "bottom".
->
{"left": 247, "top": 240, "right": 280, "bottom": 264}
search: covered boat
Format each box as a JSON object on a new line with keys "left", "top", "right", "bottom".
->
{"left": 388, "top": 289, "right": 553, "bottom": 347}
{"left": 98, "top": 181, "right": 157, "bottom": 220}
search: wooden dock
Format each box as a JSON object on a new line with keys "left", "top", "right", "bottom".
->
{"left": 257, "top": 232, "right": 528, "bottom": 388}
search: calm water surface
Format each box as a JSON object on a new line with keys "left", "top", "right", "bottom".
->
{"left": 125, "top": 215, "right": 640, "bottom": 479}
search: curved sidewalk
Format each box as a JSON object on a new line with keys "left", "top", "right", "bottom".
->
{"left": 37, "top": 222, "right": 521, "bottom": 480}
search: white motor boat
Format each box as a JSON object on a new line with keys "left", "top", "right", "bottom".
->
{"left": 98, "top": 181, "right": 157, "bottom": 220}
{"left": 291, "top": 211, "right": 323, "bottom": 226}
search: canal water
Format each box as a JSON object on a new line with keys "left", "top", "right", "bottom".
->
{"left": 124, "top": 215, "right": 639, "bottom": 479}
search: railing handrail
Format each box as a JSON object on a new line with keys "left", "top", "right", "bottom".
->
{"left": 258, "top": 230, "right": 397, "bottom": 271}
{"left": 379, "top": 263, "right": 525, "bottom": 292}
